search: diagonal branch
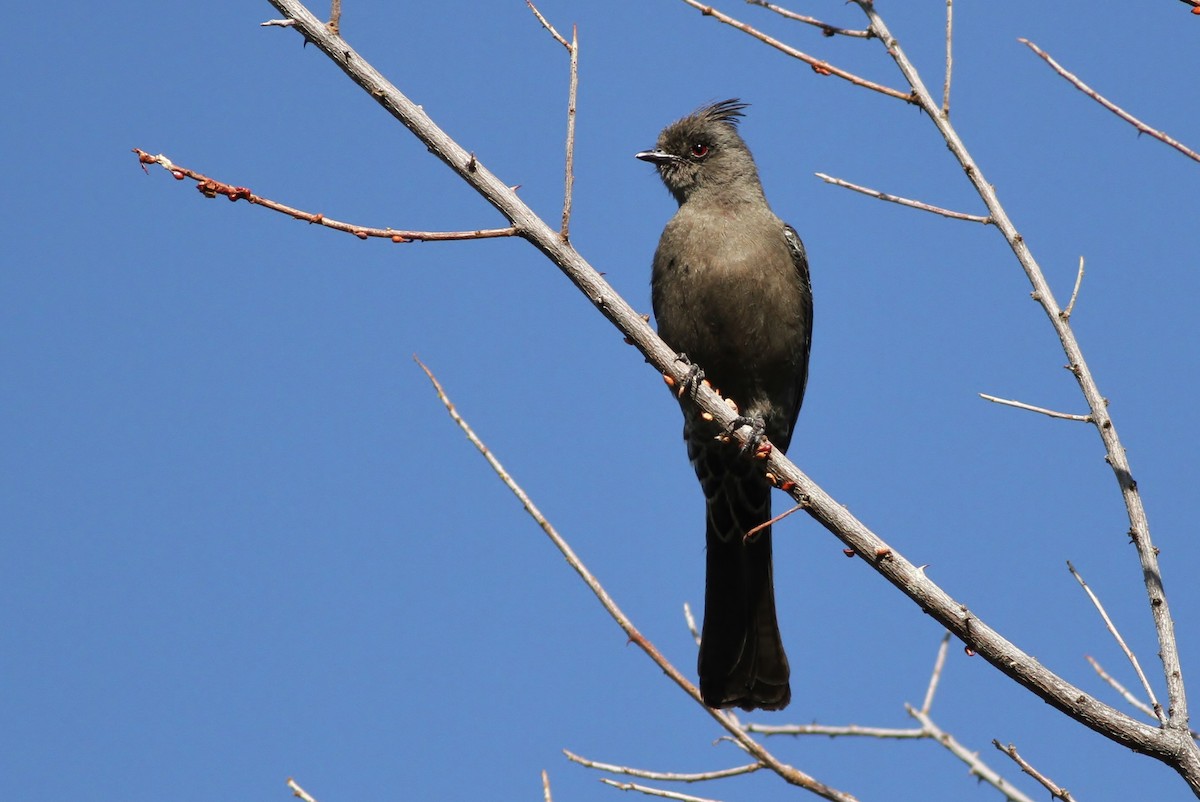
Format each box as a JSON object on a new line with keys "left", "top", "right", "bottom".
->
{"left": 745, "top": 0, "right": 874, "bottom": 38}
{"left": 1020, "top": 39, "right": 1200, "bottom": 164}
{"left": 676, "top": 0, "right": 913, "bottom": 101}
{"left": 414, "top": 357, "right": 856, "bottom": 802}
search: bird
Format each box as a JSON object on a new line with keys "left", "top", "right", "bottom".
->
{"left": 636, "top": 99, "right": 813, "bottom": 711}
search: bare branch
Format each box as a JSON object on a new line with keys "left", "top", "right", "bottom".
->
{"left": 814, "top": 172, "right": 990, "bottom": 224}
{"left": 993, "top": 742, "right": 1077, "bottom": 802}
{"left": 1068, "top": 561, "right": 1165, "bottom": 723}
{"left": 287, "top": 778, "right": 319, "bottom": 802}
{"left": 907, "top": 708, "right": 1037, "bottom": 802}
{"left": 677, "top": 0, "right": 914, "bottom": 101}
{"left": 1087, "top": 655, "right": 1158, "bottom": 721}
{"left": 131, "top": 150, "right": 517, "bottom": 243}
{"left": 744, "top": 0, "right": 873, "bottom": 38}
{"left": 526, "top": 0, "right": 570, "bottom": 49}
{"left": 1062, "top": 256, "right": 1085, "bottom": 320}
{"left": 525, "top": 2, "right": 579, "bottom": 239}
{"left": 683, "top": 601, "right": 701, "bottom": 647}
{"left": 563, "top": 25, "right": 578, "bottom": 239}
{"left": 261, "top": 18, "right": 296, "bottom": 27}
{"left": 564, "top": 750, "right": 764, "bottom": 782}
{"left": 542, "top": 770, "right": 553, "bottom": 802}
{"left": 748, "top": 721, "right": 926, "bottom": 739}
{"left": 600, "top": 779, "right": 723, "bottom": 802}
{"left": 941, "top": 0, "right": 953, "bottom": 116}
{"left": 920, "top": 632, "right": 952, "bottom": 714}
{"left": 743, "top": 502, "right": 804, "bottom": 540}
{"left": 326, "top": 0, "right": 340, "bottom": 34}
{"left": 1020, "top": 38, "right": 1200, "bottom": 164}
{"left": 414, "top": 357, "right": 856, "bottom": 802}
{"left": 977, "top": 393, "right": 1091, "bottom": 423}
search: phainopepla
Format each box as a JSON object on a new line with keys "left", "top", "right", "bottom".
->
{"left": 636, "top": 99, "right": 812, "bottom": 711}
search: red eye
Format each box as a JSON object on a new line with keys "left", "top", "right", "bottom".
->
{"left": 691, "top": 143, "right": 709, "bottom": 158}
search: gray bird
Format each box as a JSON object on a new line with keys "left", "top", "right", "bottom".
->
{"left": 637, "top": 99, "right": 812, "bottom": 711}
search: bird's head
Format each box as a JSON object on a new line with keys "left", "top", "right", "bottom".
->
{"left": 636, "top": 99, "right": 762, "bottom": 205}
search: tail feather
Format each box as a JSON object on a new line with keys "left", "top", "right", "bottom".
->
{"left": 692, "top": 436, "right": 791, "bottom": 711}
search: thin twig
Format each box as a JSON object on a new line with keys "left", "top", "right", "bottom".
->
{"left": 1068, "top": 561, "right": 1165, "bottom": 723}
{"left": 683, "top": 602, "right": 701, "bottom": 647}
{"left": 977, "top": 393, "right": 1091, "bottom": 422}
{"left": 563, "top": 26, "right": 578, "bottom": 239}
{"left": 413, "top": 357, "right": 856, "bottom": 802}
{"left": 525, "top": 3, "right": 578, "bottom": 239}
{"left": 564, "top": 751, "right": 764, "bottom": 782}
{"left": 745, "top": 0, "right": 873, "bottom": 38}
{"left": 326, "top": 0, "right": 340, "bottom": 34}
{"left": 679, "top": 0, "right": 913, "bottom": 101}
{"left": 907, "top": 708, "right": 1037, "bottom": 802}
{"left": 920, "top": 632, "right": 952, "bottom": 714}
{"left": 528, "top": 1, "right": 578, "bottom": 237}
{"left": 748, "top": 722, "right": 926, "bottom": 738}
{"left": 1062, "top": 256, "right": 1085, "bottom": 320}
{"left": 287, "top": 778, "right": 319, "bottom": 802}
{"left": 743, "top": 502, "right": 804, "bottom": 540}
{"left": 814, "top": 172, "right": 990, "bottom": 224}
{"left": 993, "top": 742, "right": 1076, "bottom": 802}
{"left": 1020, "top": 39, "right": 1200, "bottom": 164}
{"left": 1087, "top": 655, "right": 1157, "bottom": 720}
{"left": 132, "top": 150, "right": 517, "bottom": 243}
{"left": 600, "top": 779, "right": 723, "bottom": 802}
{"left": 261, "top": 18, "right": 296, "bottom": 27}
{"left": 941, "top": 0, "right": 953, "bottom": 116}
{"left": 542, "top": 770, "right": 553, "bottom": 802}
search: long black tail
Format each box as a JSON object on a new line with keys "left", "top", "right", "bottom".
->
{"left": 692, "top": 437, "right": 790, "bottom": 711}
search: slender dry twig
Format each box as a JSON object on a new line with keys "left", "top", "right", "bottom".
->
{"left": 920, "top": 632, "right": 951, "bottom": 714}
{"left": 905, "top": 708, "right": 1037, "bottom": 802}
{"left": 676, "top": 0, "right": 913, "bottom": 101}
{"left": 683, "top": 601, "right": 701, "bottom": 646}
{"left": 977, "top": 393, "right": 1091, "bottom": 423}
{"left": 1068, "top": 561, "right": 1164, "bottom": 723}
{"left": 600, "top": 780, "right": 723, "bottom": 802}
{"left": 1087, "top": 654, "right": 1157, "bottom": 720}
{"left": 564, "top": 751, "right": 764, "bottom": 783}
{"left": 326, "top": 0, "right": 340, "bottom": 33}
{"left": 750, "top": 721, "right": 926, "bottom": 738}
{"left": 542, "top": 770, "right": 553, "bottom": 802}
{"left": 261, "top": 18, "right": 296, "bottom": 27}
{"left": 287, "top": 778, "right": 319, "bottom": 802}
{"left": 524, "top": 2, "right": 578, "bottom": 239}
{"left": 1020, "top": 39, "right": 1200, "bottom": 164}
{"left": 1062, "top": 256, "right": 1085, "bottom": 320}
{"left": 743, "top": 502, "right": 804, "bottom": 539}
{"left": 993, "top": 742, "right": 1076, "bottom": 802}
{"left": 132, "top": 150, "right": 518, "bottom": 243}
{"left": 814, "top": 172, "right": 990, "bottom": 224}
{"left": 941, "top": 0, "right": 953, "bottom": 115}
{"left": 414, "top": 357, "right": 856, "bottom": 802}
{"left": 745, "top": 0, "right": 873, "bottom": 38}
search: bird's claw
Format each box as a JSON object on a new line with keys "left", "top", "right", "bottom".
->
{"left": 674, "top": 353, "right": 706, "bottom": 399}
{"left": 725, "top": 415, "right": 769, "bottom": 458}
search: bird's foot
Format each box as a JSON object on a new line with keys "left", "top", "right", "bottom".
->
{"left": 671, "top": 353, "right": 706, "bottom": 400}
{"left": 725, "top": 414, "right": 771, "bottom": 458}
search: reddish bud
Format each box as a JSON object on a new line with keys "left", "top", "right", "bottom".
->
{"left": 355, "top": 230, "right": 369, "bottom": 239}
{"left": 843, "top": 548, "right": 856, "bottom": 558}
{"left": 964, "top": 646, "right": 976, "bottom": 657}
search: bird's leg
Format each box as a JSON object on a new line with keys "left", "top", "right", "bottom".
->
{"left": 673, "top": 353, "right": 706, "bottom": 400}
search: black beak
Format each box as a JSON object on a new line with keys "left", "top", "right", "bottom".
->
{"left": 635, "top": 149, "right": 681, "bottom": 165}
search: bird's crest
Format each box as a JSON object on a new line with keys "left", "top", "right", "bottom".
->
{"left": 695, "top": 98, "right": 748, "bottom": 128}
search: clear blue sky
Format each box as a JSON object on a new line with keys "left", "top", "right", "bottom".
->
{"left": 4, "top": 2, "right": 1199, "bottom": 800}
